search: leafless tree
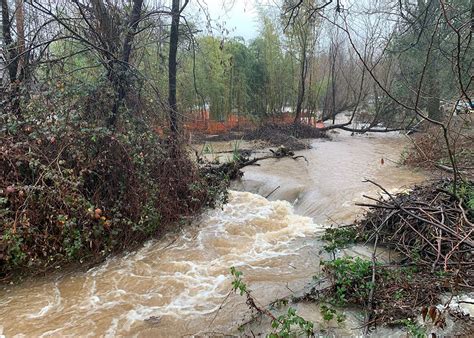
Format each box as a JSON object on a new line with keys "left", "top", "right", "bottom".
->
{"left": 168, "top": 0, "right": 190, "bottom": 134}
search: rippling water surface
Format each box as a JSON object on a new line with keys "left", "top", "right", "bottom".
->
{"left": 0, "top": 132, "right": 427, "bottom": 337}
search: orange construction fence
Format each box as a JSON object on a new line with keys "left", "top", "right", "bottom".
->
{"left": 184, "top": 111, "right": 254, "bottom": 134}
{"left": 152, "top": 111, "right": 326, "bottom": 137}
{"left": 183, "top": 110, "right": 325, "bottom": 135}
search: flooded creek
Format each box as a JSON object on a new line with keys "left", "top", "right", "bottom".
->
{"left": 0, "top": 132, "right": 429, "bottom": 337}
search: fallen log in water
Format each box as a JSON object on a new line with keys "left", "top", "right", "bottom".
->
{"left": 198, "top": 146, "right": 307, "bottom": 181}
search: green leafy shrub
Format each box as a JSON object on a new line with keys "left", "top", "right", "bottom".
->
{"left": 269, "top": 307, "right": 314, "bottom": 337}
{"left": 320, "top": 304, "right": 346, "bottom": 323}
{"left": 456, "top": 180, "right": 474, "bottom": 215}
{"left": 399, "top": 318, "right": 427, "bottom": 338}
{"left": 322, "top": 257, "right": 374, "bottom": 306}
{"left": 321, "top": 226, "right": 360, "bottom": 253}
{"left": 0, "top": 91, "right": 226, "bottom": 278}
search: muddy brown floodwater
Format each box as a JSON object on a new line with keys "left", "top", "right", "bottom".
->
{"left": 0, "top": 131, "right": 427, "bottom": 337}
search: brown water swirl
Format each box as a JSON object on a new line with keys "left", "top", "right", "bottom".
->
{"left": 0, "top": 132, "right": 428, "bottom": 337}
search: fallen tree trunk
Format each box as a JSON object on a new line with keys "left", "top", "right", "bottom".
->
{"left": 199, "top": 146, "right": 306, "bottom": 181}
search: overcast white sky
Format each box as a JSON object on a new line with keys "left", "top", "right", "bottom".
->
{"left": 185, "top": 0, "right": 276, "bottom": 41}
{"left": 206, "top": 0, "right": 258, "bottom": 39}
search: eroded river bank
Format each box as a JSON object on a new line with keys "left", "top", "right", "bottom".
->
{"left": 1, "top": 132, "right": 434, "bottom": 336}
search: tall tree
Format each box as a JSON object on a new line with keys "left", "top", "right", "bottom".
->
{"left": 394, "top": 0, "right": 443, "bottom": 120}
{"left": 15, "top": 0, "right": 25, "bottom": 80}
{"left": 1, "top": 0, "right": 16, "bottom": 83}
{"left": 260, "top": 16, "right": 286, "bottom": 115}
{"left": 1, "top": 0, "right": 22, "bottom": 115}
{"left": 282, "top": 0, "right": 318, "bottom": 123}
{"left": 108, "top": 0, "right": 144, "bottom": 126}
{"left": 31, "top": 0, "right": 146, "bottom": 126}
{"left": 168, "top": 0, "right": 189, "bottom": 134}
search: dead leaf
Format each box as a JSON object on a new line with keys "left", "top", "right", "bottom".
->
{"left": 421, "top": 306, "right": 428, "bottom": 322}
{"left": 428, "top": 306, "right": 437, "bottom": 322}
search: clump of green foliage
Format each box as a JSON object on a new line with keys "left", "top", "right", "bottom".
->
{"left": 321, "top": 257, "right": 374, "bottom": 306}
{"left": 230, "top": 266, "right": 247, "bottom": 295}
{"left": 320, "top": 254, "right": 456, "bottom": 332}
{"left": 398, "top": 318, "right": 427, "bottom": 338}
{"left": 455, "top": 180, "right": 474, "bottom": 216}
{"left": 269, "top": 307, "right": 314, "bottom": 338}
{"left": 321, "top": 226, "right": 361, "bottom": 253}
{"left": 320, "top": 304, "right": 346, "bottom": 324}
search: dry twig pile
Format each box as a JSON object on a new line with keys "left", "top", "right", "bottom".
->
{"left": 357, "top": 179, "right": 474, "bottom": 283}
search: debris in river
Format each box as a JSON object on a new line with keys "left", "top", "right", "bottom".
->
{"left": 198, "top": 146, "right": 308, "bottom": 182}
{"left": 243, "top": 123, "right": 328, "bottom": 151}
{"left": 144, "top": 316, "right": 162, "bottom": 325}
{"left": 193, "top": 123, "right": 329, "bottom": 151}
{"left": 291, "top": 179, "right": 474, "bottom": 334}
{"left": 320, "top": 179, "right": 474, "bottom": 332}
{"left": 356, "top": 179, "right": 474, "bottom": 274}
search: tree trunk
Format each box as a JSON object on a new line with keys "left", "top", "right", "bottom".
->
{"left": 426, "top": 67, "right": 441, "bottom": 120}
{"left": 1, "top": 0, "right": 17, "bottom": 82}
{"left": 2, "top": 0, "right": 21, "bottom": 116}
{"left": 330, "top": 43, "right": 337, "bottom": 124}
{"left": 15, "top": 0, "right": 25, "bottom": 80}
{"left": 107, "top": 0, "right": 144, "bottom": 127}
{"left": 471, "top": 0, "right": 473, "bottom": 32}
{"left": 294, "top": 41, "right": 307, "bottom": 124}
{"left": 168, "top": 0, "right": 180, "bottom": 134}
{"left": 425, "top": 0, "right": 441, "bottom": 121}
{"left": 122, "top": 0, "right": 144, "bottom": 64}
{"left": 90, "top": 0, "right": 117, "bottom": 56}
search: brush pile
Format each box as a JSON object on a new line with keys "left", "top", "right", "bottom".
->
{"left": 192, "top": 123, "right": 328, "bottom": 151}
{"left": 314, "top": 179, "right": 474, "bottom": 331}
{"left": 243, "top": 123, "right": 328, "bottom": 150}
{"left": 357, "top": 179, "right": 474, "bottom": 282}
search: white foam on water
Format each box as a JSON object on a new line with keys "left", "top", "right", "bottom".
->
{"left": 109, "top": 191, "right": 326, "bottom": 323}
{"left": 1, "top": 191, "right": 324, "bottom": 336}
{"left": 438, "top": 293, "right": 474, "bottom": 317}
{"left": 104, "top": 317, "right": 119, "bottom": 338}
{"left": 26, "top": 282, "right": 61, "bottom": 319}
